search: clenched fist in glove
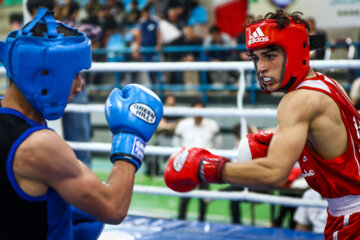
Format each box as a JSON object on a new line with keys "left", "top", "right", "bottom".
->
{"left": 164, "top": 130, "right": 274, "bottom": 192}
{"left": 164, "top": 148, "right": 229, "bottom": 192}
{"left": 105, "top": 84, "right": 163, "bottom": 171}
{"left": 236, "top": 130, "right": 273, "bottom": 162}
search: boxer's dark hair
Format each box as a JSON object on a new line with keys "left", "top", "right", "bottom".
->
{"left": 249, "top": 9, "right": 310, "bottom": 31}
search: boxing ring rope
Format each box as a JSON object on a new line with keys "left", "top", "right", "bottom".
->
{"left": 63, "top": 59, "right": 360, "bottom": 209}
{"left": 86, "top": 59, "right": 360, "bottom": 72}
{"left": 132, "top": 186, "right": 328, "bottom": 208}
{"left": 67, "top": 141, "right": 237, "bottom": 158}
{"left": 66, "top": 104, "right": 278, "bottom": 118}
{"left": 1, "top": 59, "right": 359, "bottom": 74}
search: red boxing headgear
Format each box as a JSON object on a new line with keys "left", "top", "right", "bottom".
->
{"left": 246, "top": 19, "right": 310, "bottom": 93}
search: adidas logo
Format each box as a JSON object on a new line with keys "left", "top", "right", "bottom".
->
{"left": 248, "top": 27, "right": 269, "bottom": 45}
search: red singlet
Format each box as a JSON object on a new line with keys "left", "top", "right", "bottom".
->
{"left": 296, "top": 73, "right": 360, "bottom": 239}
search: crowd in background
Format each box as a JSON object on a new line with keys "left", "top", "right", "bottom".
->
{"left": 8, "top": 0, "right": 359, "bottom": 88}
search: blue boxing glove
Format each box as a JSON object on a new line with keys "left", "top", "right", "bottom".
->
{"left": 105, "top": 84, "right": 163, "bottom": 171}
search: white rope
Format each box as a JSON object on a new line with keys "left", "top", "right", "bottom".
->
{"left": 85, "top": 60, "right": 360, "bottom": 72}
{"left": 238, "top": 68, "right": 248, "bottom": 138}
{"left": 1, "top": 59, "right": 359, "bottom": 75}
{"left": 67, "top": 141, "right": 239, "bottom": 158}
{"left": 65, "top": 104, "right": 278, "bottom": 118}
{"left": 133, "top": 186, "right": 327, "bottom": 208}
{"left": 89, "top": 61, "right": 253, "bottom": 72}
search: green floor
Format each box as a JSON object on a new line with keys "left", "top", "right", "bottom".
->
{"left": 95, "top": 167, "right": 285, "bottom": 227}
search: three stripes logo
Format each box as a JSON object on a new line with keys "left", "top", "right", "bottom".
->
{"left": 248, "top": 27, "right": 269, "bottom": 46}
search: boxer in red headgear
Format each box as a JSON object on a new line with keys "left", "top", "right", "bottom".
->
{"left": 164, "top": 9, "right": 360, "bottom": 239}
{"left": 246, "top": 15, "right": 310, "bottom": 93}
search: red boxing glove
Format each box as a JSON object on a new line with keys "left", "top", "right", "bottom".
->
{"left": 164, "top": 148, "right": 229, "bottom": 192}
{"left": 237, "top": 130, "right": 273, "bottom": 162}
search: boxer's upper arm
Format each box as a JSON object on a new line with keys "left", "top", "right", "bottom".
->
{"left": 266, "top": 90, "right": 319, "bottom": 176}
{"left": 15, "top": 129, "right": 132, "bottom": 223}
{"left": 225, "top": 90, "right": 318, "bottom": 187}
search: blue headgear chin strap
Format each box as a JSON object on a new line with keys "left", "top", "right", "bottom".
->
{"left": 0, "top": 7, "right": 91, "bottom": 120}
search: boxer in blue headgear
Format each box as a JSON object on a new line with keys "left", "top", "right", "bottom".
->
{"left": 0, "top": 7, "right": 163, "bottom": 240}
{"left": 0, "top": 7, "right": 91, "bottom": 120}
{"left": 0, "top": 8, "right": 163, "bottom": 240}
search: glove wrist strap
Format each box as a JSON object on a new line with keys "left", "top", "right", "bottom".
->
{"left": 199, "top": 157, "right": 229, "bottom": 183}
{"left": 110, "top": 133, "right": 146, "bottom": 171}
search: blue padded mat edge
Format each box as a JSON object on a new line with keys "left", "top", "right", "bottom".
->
{"left": 99, "top": 215, "right": 324, "bottom": 240}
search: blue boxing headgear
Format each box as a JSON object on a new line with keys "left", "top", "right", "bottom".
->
{"left": 0, "top": 7, "right": 91, "bottom": 120}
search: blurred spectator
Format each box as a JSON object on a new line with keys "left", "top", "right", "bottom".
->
{"left": 84, "top": 0, "right": 103, "bottom": 22}
{"left": 9, "top": 13, "right": 23, "bottom": 31}
{"left": 57, "top": 0, "right": 80, "bottom": 22}
{"left": 148, "top": 95, "right": 181, "bottom": 176}
{"left": 62, "top": 18, "right": 103, "bottom": 169}
{"left": 179, "top": 26, "right": 204, "bottom": 88}
{"left": 181, "top": 25, "right": 203, "bottom": 60}
{"left": 164, "top": 0, "right": 196, "bottom": 27}
{"left": 124, "top": 0, "right": 141, "bottom": 27}
{"left": 219, "top": 123, "right": 246, "bottom": 224}
{"left": 27, "top": 0, "right": 55, "bottom": 16}
{"left": 62, "top": 74, "right": 92, "bottom": 168}
{"left": 107, "top": 0, "right": 126, "bottom": 31}
{"left": 173, "top": 100, "right": 222, "bottom": 222}
{"left": 165, "top": 6, "right": 186, "bottom": 30}
{"left": 160, "top": 5, "right": 187, "bottom": 84}
{"left": 350, "top": 77, "right": 360, "bottom": 109}
{"left": 187, "top": 0, "right": 207, "bottom": 25}
{"left": 293, "top": 189, "right": 327, "bottom": 233}
{"left": 203, "top": 25, "right": 235, "bottom": 85}
{"left": 106, "top": 32, "right": 126, "bottom": 63}
{"left": 133, "top": 5, "right": 162, "bottom": 84}
{"left": 99, "top": 5, "right": 118, "bottom": 46}
{"left": 77, "top": 24, "right": 103, "bottom": 46}
{"left": 306, "top": 17, "right": 327, "bottom": 60}
{"left": 235, "top": 15, "right": 254, "bottom": 87}
{"left": 203, "top": 25, "right": 234, "bottom": 60}
{"left": 237, "top": 15, "right": 254, "bottom": 61}
{"left": 186, "top": 0, "right": 208, "bottom": 37}
{"left": 156, "top": 95, "right": 180, "bottom": 148}
{"left": 162, "top": 6, "right": 186, "bottom": 63}
{"left": 85, "top": 4, "right": 118, "bottom": 47}
{"left": 147, "top": 0, "right": 169, "bottom": 18}
{"left": 79, "top": 23, "right": 105, "bottom": 89}
{"left": 173, "top": 100, "right": 222, "bottom": 149}
{"left": 61, "top": 3, "right": 105, "bottom": 88}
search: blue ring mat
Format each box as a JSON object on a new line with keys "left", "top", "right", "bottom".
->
{"left": 99, "top": 215, "right": 324, "bottom": 240}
